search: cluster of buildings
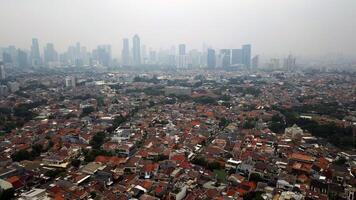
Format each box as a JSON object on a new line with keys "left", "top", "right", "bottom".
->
{"left": 0, "top": 69, "right": 355, "bottom": 199}
{"left": 0, "top": 36, "right": 257, "bottom": 70}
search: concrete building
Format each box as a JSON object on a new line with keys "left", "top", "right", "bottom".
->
{"left": 122, "top": 38, "right": 130, "bottom": 66}
{"left": 0, "top": 63, "right": 5, "bottom": 79}
{"left": 65, "top": 76, "right": 76, "bottom": 88}
{"left": 132, "top": 34, "right": 141, "bottom": 65}
{"left": 207, "top": 48, "right": 216, "bottom": 69}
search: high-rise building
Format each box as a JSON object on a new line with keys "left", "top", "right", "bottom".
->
{"left": 17, "top": 49, "right": 28, "bottom": 68}
{"left": 2, "top": 46, "right": 17, "bottom": 67}
{"left": 242, "top": 44, "right": 251, "bottom": 68}
{"left": 31, "top": 38, "right": 41, "bottom": 67}
{"left": 0, "top": 85, "right": 8, "bottom": 97}
{"left": 231, "top": 49, "right": 243, "bottom": 65}
{"left": 96, "top": 45, "right": 111, "bottom": 67}
{"left": 189, "top": 49, "right": 200, "bottom": 68}
{"left": 74, "top": 42, "right": 82, "bottom": 66}
{"left": 252, "top": 55, "right": 259, "bottom": 69}
{"left": 178, "top": 44, "right": 187, "bottom": 68}
{"left": 142, "top": 45, "right": 147, "bottom": 64}
{"left": 0, "top": 62, "right": 5, "bottom": 79}
{"left": 44, "top": 43, "right": 58, "bottom": 65}
{"left": 132, "top": 34, "right": 141, "bottom": 65}
{"left": 149, "top": 50, "right": 156, "bottom": 64}
{"left": 220, "top": 49, "right": 231, "bottom": 68}
{"left": 121, "top": 38, "right": 130, "bottom": 66}
{"left": 207, "top": 48, "right": 216, "bottom": 69}
{"left": 179, "top": 44, "right": 186, "bottom": 55}
{"left": 284, "top": 54, "right": 296, "bottom": 71}
{"left": 2, "top": 52, "right": 12, "bottom": 65}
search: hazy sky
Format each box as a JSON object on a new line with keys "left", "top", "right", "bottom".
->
{"left": 1, "top": 0, "right": 356, "bottom": 57}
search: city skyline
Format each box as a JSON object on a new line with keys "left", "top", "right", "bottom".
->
{"left": 1, "top": 0, "right": 356, "bottom": 58}
{"left": 1, "top": 36, "right": 258, "bottom": 69}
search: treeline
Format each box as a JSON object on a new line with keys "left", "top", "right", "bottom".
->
{"left": 0, "top": 100, "right": 47, "bottom": 133}
{"left": 271, "top": 106, "right": 354, "bottom": 149}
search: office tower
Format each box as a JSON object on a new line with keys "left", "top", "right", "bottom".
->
{"left": 96, "top": 45, "right": 112, "bottom": 67}
{"left": 189, "top": 49, "right": 200, "bottom": 68}
{"left": 5, "top": 46, "right": 17, "bottom": 66}
{"left": 44, "top": 43, "right": 58, "bottom": 65}
{"left": 132, "top": 34, "right": 141, "bottom": 65}
{"left": 207, "top": 48, "right": 216, "bottom": 68}
{"left": 0, "top": 62, "right": 5, "bottom": 79}
{"left": 121, "top": 38, "right": 130, "bottom": 65}
{"left": 178, "top": 44, "right": 187, "bottom": 68}
{"left": 74, "top": 42, "right": 82, "bottom": 66}
{"left": 179, "top": 44, "right": 186, "bottom": 55}
{"left": 17, "top": 49, "right": 28, "bottom": 68}
{"left": 80, "top": 46, "right": 90, "bottom": 66}
{"left": 75, "top": 42, "right": 81, "bottom": 58}
{"left": 284, "top": 54, "right": 296, "bottom": 71}
{"left": 252, "top": 55, "right": 259, "bottom": 69}
{"left": 142, "top": 45, "right": 147, "bottom": 64}
{"left": 31, "top": 38, "right": 41, "bottom": 67}
{"left": 66, "top": 45, "right": 76, "bottom": 66}
{"left": 149, "top": 50, "right": 156, "bottom": 64}
{"left": 242, "top": 44, "right": 251, "bottom": 69}
{"left": 220, "top": 49, "right": 231, "bottom": 68}
{"left": 231, "top": 49, "right": 243, "bottom": 65}
{"left": 2, "top": 52, "right": 12, "bottom": 64}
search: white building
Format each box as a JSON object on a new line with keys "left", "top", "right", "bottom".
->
{"left": 284, "top": 124, "right": 303, "bottom": 140}
{"left": 65, "top": 76, "right": 76, "bottom": 88}
{"left": 18, "top": 188, "right": 50, "bottom": 200}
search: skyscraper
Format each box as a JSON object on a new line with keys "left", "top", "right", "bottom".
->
{"left": 17, "top": 49, "right": 28, "bottom": 68}
{"left": 178, "top": 44, "right": 187, "bottom": 68}
{"left": 220, "top": 49, "right": 231, "bottom": 68}
{"left": 207, "top": 48, "right": 216, "bottom": 69}
{"left": 96, "top": 45, "right": 111, "bottom": 67}
{"left": 44, "top": 43, "right": 58, "bottom": 65}
{"left": 121, "top": 38, "right": 130, "bottom": 66}
{"left": 31, "top": 38, "right": 41, "bottom": 67}
{"left": 142, "top": 45, "right": 147, "bottom": 64}
{"left": 132, "top": 34, "right": 141, "bottom": 65}
{"left": 284, "top": 54, "right": 296, "bottom": 71}
{"left": 231, "top": 49, "right": 243, "bottom": 65}
{"left": 0, "top": 62, "right": 5, "bottom": 80}
{"left": 179, "top": 44, "right": 186, "bottom": 55}
{"left": 242, "top": 44, "right": 251, "bottom": 69}
{"left": 149, "top": 50, "right": 156, "bottom": 64}
{"left": 252, "top": 55, "right": 259, "bottom": 69}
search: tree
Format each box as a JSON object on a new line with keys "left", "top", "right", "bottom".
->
{"left": 90, "top": 132, "right": 106, "bottom": 149}
{"left": 249, "top": 173, "right": 263, "bottom": 182}
{"left": 244, "top": 191, "right": 264, "bottom": 200}
{"left": 81, "top": 106, "right": 95, "bottom": 116}
{"left": 243, "top": 120, "right": 256, "bottom": 129}
{"left": 31, "top": 144, "right": 43, "bottom": 157}
{"left": 71, "top": 159, "right": 81, "bottom": 168}
{"left": 11, "top": 149, "right": 32, "bottom": 162}
{"left": 113, "top": 115, "right": 127, "bottom": 128}
{"left": 219, "top": 118, "right": 230, "bottom": 129}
